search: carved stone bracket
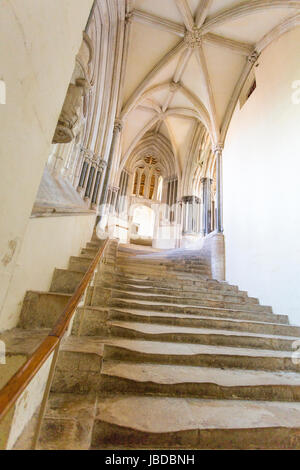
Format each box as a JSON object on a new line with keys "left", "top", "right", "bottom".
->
{"left": 52, "top": 32, "right": 94, "bottom": 144}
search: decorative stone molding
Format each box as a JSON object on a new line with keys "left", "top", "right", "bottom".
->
{"left": 248, "top": 50, "right": 260, "bottom": 64}
{"left": 184, "top": 27, "right": 203, "bottom": 49}
{"left": 53, "top": 32, "right": 93, "bottom": 144}
{"left": 76, "top": 32, "right": 94, "bottom": 86}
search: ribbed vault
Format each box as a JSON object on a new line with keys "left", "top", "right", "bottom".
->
{"left": 117, "top": 0, "right": 300, "bottom": 195}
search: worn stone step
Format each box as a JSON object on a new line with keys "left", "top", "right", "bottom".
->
{"left": 100, "top": 282, "right": 259, "bottom": 304}
{"left": 117, "top": 249, "right": 207, "bottom": 259}
{"left": 100, "top": 361, "right": 300, "bottom": 401}
{"left": 110, "top": 299, "right": 287, "bottom": 324}
{"left": 50, "top": 268, "right": 84, "bottom": 294}
{"left": 115, "top": 263, "right": 209, "bottom": 275}
{"left": 109, "top": 308, "right": 300, "bottom": 338}
{"left": 51, "top": 336, "right": 104, "bottom": 394}
{"left": 69, "top": 256, "right": 92, "bottom": 273}
{"left": 81, "top": 248, "right": 98, "bottom": 257}
{"left": 116, "top": 259, "right": 211, "bottom": 272}
{"left": 19, "top": 291, "right": 71, "bottom": 329}
{"left": 86, "top": 241, "right": 102, "bottom": 250}
{"left": 103, "top": 273, "right": 240, "bottom": 293}
{"left": 71, "top": 306, "right": 110, "bottom": 336}
{"left": 106, "top": 320, "right": 299, "bottom": 351}
{"left": 80, "top": 252, "right": 96, "bottom": 260}
{"left": 91, "top": 396, "right": 300, "bottom": 449}
{"left": 38, "top": 393, "right": 97, "bottom": 450}
{"left": 116, "top": 266, "right": 210, "bottom": 279}
{"left": 105, "top": 289, "right": 268, "bottom": 314}
{"left": 103, "top": 339, "right": 299, "bottom": 371}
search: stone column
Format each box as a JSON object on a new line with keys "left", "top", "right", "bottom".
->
{"left": 153, "top": 175, "right": 159, "bottom": 201}
{"left": 85, "top": 160, "right": 98, "bottom": 200}
{"left": 91, "top": 160, "right": 106, "bottom": 209}
{"left": 201, "top": 177, "right": 213, "bottom": 236}
{"left": 144, "top": 172, "right": 151, "bottom": 199}
{"left": 91, "top": 169, "right": 102, "bottom": 206}
{"left": 98, "top": 119, "right": 123, "bottom": 220}
{"left": 116, "top": 171, "right": 125, "bottom": 213}
{"left": 136, "top": 170, "right": 142, "bottom": 197}
{"left": 78, "top": 149, "right": 94, "bottom": 195}
{"left": 73, "top": 147, "right": 85, "bottom": 187}
{"left": 181, "top": 196, "right": 191, "bottom": 234}
{"left": 214, "top": 145, "right": 224, "bottom": 233}
{"left": 170, "top": 180, "right": 175, "bottom": 222}
{"left": 110, "top": 187, "right": 119, "bottom": 213}
{"left": 77, "top": 149, "right": 91, "bottom": 191}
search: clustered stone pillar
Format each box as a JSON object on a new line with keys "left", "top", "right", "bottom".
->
{"left": 181, "top": 196, "right": 201, "bottom": 234}
{"left": 201, "top": 177, "right": 213, "bottom": 236}
{"left": 116, "top": 169, "right": 129, "bottom": 214}
{"left": 77, "top": 147, "right": 106, "bottom": 207}
{"left": 166, "top": 178, "right": 178, "bottom": 222}
{"left": 98, "top": 119, "right": 123, "bottom": 221}
{"left": 214, "top": 144, "right": 224, "bottom": 233}
{"left": 109, "top": 187, "right": 119, "bottom": 213}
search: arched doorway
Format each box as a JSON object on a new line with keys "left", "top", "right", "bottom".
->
{"left": 130, "top": 204, "right": 155, "bottom": 246}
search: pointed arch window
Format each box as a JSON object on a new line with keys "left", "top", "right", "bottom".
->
{"left": 133, "top": 170, "right": 138, "bottom": 195}
{"left": 149, "top": 174, "right": 156, "bottom": 200}
{"left": 139, "top": 172, "right": 146, "bottom": 197}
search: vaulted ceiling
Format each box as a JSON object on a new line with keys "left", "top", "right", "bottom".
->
{"left": 118, "top": 0, "right": 300, "bottom": 185}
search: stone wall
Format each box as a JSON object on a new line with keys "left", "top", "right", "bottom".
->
{"left": 0, "top": 0, "right": 94, "bottom": 330}
{"left": 223, "top": 27, "right": 300, "bottom": 324}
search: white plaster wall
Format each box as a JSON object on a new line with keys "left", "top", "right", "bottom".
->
{"left": 7, "top": 352, "right": 54, "bottom": 449}
{"left": 0, "top": 0, "right": 94, "bottom": 327}
{"left": 0, "top": 213, "right": 95, "bottom": 332}
{"left": 223, "top": 28, "right": 300, "bottom": 325}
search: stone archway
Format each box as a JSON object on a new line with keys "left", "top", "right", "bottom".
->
{"left": 129, "top": 203, "right": 156, "bottom": 246}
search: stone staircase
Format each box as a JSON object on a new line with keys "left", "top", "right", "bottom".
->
{"left": 10, "top": 240, "right": 300, "bottom": 449}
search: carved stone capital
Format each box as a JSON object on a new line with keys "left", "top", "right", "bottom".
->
{"left": 98, "top": 159, "right": 107, "bottom": 170}
{"left": 201, "top": 177, "right": 213, "bottom": 184}
{"left": 213, "top": 144, "right": 224, "bottom": 155}
{"left": 181, "top": 195, "right": 200, "bottom": 204}
{"left": 184, "top": 27, "right": 203, "bottom": 49}
{"left": 125, "top": 12, "right": 134, "bottom": 25}
{"left": 114, "top": 119, "right": 123, "bottom": 133}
